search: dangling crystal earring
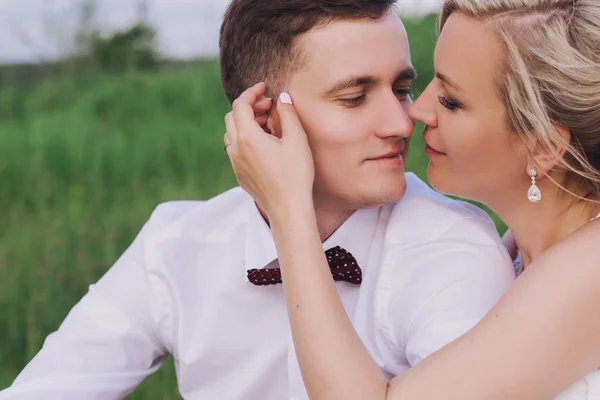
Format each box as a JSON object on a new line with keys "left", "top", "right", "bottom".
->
{"left": 527, "top": 169, "right": 542, "bottom": 204}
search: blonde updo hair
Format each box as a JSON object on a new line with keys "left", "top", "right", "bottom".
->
{"left": 440, "top": 0, "right": 600, "bottom": 200}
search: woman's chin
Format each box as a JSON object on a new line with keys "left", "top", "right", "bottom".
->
{"left": 427, "top": 167, "right": 455, "bottom": 196}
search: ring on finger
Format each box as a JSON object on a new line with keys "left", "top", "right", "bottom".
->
{"left": 224, "top": 134, "right": 231, "bottom": 154}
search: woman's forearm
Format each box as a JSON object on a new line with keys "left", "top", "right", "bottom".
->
{"left": 270, "top": 204, "right": 388, "bottom": 400}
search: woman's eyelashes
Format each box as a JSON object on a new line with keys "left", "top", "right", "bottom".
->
{"left": 438, "top": 94, "right": 461, "bottom": 111}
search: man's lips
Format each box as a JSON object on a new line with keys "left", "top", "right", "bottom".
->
{"left": 367, "top": 149, "right": 404, "bottom": 161}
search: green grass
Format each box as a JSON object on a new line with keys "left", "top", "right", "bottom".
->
{"left": 0, "top": 17, "right": 503, "bottom": 398}
{"left": 0, "top": 61, "right": 236, "bottom": 398}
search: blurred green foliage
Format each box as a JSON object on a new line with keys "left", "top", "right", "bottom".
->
{"left": 90, "top": 23, "right": 160, "bottom": 73}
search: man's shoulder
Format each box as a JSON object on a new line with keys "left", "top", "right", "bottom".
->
{"left": 376, "top": 175, "right": 514, "bottom": 357}
{"left": 384, "top": 173, "right": 500, "bottom": 246}
{"left": 141, "top": 186, "right": 251, "bottom": 239}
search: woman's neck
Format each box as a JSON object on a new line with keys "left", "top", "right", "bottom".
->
{"left": 493, "top": 189, "right": 600, "bottom": 269}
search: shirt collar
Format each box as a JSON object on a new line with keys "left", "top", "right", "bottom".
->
{"left": 244, "top": 201, "right": 381, "bottom": 273}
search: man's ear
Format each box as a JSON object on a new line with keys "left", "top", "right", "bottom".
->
{"left": 266, "top": 104, "right": 283, "bottom": 138}
{"left": 261, "top": 115, "right": 273, "bottom": 135}
{"left": 526, "top": 124, "right": 571, "bottom": 179}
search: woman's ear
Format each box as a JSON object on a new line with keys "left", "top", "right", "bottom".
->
{"left": 526, "top": 124, "right": 571, "bottom": 179}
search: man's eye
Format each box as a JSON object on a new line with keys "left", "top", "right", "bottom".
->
{"left": 394, "top": 89, "right": 412, "bottom": 99}
{"left": 339, "top": 95, "right": 366, "bottom": 106}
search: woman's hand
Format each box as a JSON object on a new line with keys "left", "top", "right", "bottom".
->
{"left": 224, "top": 83, "right": 315, "bottom": 220}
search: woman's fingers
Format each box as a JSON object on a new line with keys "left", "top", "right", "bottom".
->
{"left": 232, "top": 83, "right": 268, "bottom": 137}
{"left": 223, "top": 87, "right": 314, "bottom": 218}
{"left": 253, "top": 97, "right": 273, "bottom": 116}
{"left": 255, "top": 113, "right": 268, "bottom": 129}
{"left": 224, "top": 111, "right": 238, "bottom": 154}
{"left": 276, "top": 93, "right": 308, "bottom": 145}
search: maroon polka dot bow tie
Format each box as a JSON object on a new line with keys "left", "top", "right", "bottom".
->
{"left": 247, "top": 246, "right": 362, "bottom": 286}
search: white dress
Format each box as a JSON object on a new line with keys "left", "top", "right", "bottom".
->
{"left": 555, "top": 371, "right": 600, "bottom": 399}
{"left": 513, "top": 212, "right": 600, "bottom": 399}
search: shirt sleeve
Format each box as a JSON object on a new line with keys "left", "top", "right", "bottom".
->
{"left": 0, "top": 205, "right": 176, "bottom": 400}
{"left": 383, "top": 217, "right": 516, "bottom": 367}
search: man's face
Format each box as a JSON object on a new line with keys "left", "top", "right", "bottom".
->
{"left": 285, "top": 11, "right": 416, "bottom": 210}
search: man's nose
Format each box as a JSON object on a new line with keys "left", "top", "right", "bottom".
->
{"left": 374, "top": 93, "right": 415, "bottom": 140}
{"left": 408, "top": 83, "right": 438, "bottom": 129}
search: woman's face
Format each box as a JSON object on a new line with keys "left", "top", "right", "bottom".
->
{"left": 409, "top": 12, "right": 530, "bottom": 207}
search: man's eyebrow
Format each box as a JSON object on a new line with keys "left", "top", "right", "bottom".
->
{"left": 396, "top": 66, "right": 418, "bottom": 82}
{"left": 436, "top": 71, "right": 463, "bottom": 92}
{"left": 321, "top": 66, "right": 418, "bottom": 97}
{"left": 321, "top": 75, "right": 378, "bottom": 97}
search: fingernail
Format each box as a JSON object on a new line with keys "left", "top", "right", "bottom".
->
{"left": 279, "top": 92, "right": 293, "bottom": 105}
{"left": 264, "top": 97, "right": 272, "bottom": 101}
{"left": 255, "top": 82, "right": 265, "bottom": 87}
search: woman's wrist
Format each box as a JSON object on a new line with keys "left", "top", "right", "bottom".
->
{"left": 268, "top": 192, "right": 315, "bottom": 227}
{"left": 269, "top": 197, "right": 322, "bottom": 274}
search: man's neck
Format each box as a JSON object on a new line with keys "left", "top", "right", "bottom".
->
{"left": 257, "top": 201, "right": 356, "bottom": 243}
{"left": 313, "top": 206, "right": 357, "bottom": 243}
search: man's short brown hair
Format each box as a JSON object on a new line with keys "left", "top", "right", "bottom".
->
{"left": 219, "top": 0, "right": 397, "bottom": 103}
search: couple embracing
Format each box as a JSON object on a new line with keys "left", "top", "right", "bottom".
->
{"left": 3, "top": 0, "right": 600, "bottom": 399}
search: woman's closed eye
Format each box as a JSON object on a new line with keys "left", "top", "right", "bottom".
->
{"left": 438, "top": 94, "right": 461, "bottom": 111}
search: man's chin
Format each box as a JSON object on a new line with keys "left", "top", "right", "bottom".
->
{"left": 353, "top": 180, "right": 408, "bottom": 209}
{"left": 376, "top": 185, "right": 407, "bottom": 206}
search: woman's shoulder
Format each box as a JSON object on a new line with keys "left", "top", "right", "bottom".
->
{"left": 514, "top": 219, "right": 600, "bottom": 313}
{"left": 539, "top": 218, "right": 600, "bottom": 271}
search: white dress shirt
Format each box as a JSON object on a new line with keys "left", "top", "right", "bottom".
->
{"left": 0, "top": 173, "right": 515, "bottom": 400}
